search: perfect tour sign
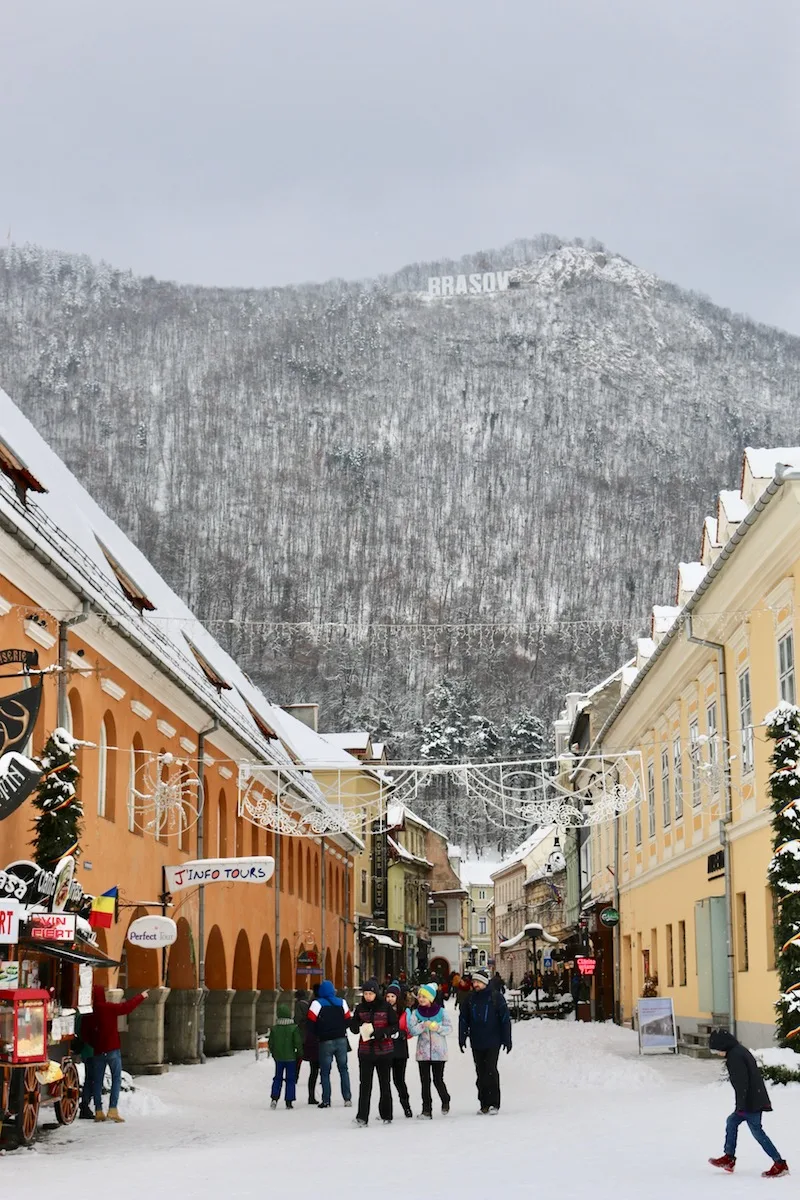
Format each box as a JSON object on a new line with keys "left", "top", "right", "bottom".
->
{"left": 427, "top": 270, "right": 512, "bottom": 298}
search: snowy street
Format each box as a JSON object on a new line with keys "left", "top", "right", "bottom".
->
{"left": 5, "top": 1021, "right": 797, "bottom": 1195}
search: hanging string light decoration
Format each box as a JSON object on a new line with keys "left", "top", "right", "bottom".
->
{"left": 765, "top": 702, "right": 800, "bottom": 1049}
{"left": 130, "top": 752, "right": 202, "bottom": 839}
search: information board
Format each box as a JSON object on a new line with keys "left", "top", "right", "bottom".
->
{"left": 636, "top": 996, "right": 677, "bottom": 1054}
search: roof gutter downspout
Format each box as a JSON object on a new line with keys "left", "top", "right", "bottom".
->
{"left": 57, "top": 599, "right": 91, "bottom": 728}
{"left": 196, "top": 717, "right": 219, "bottom": 1064}
{"left": 685, "top": 612, "right": 736, "bottom": 1035}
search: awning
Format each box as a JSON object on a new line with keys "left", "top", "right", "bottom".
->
{"left": 19, "top": 940, "right": 122, "bottom": 969}
{"left": 365, "top": 932, "right": 403, "bottom": 949}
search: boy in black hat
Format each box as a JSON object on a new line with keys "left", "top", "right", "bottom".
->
{"left": 707, "top": 1030, "right": 789, "bottom": 1177}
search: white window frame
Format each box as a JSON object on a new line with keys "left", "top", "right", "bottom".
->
{"left": 478, "top": 916, "right": 487, "bottom": 935}
{"left": 778, "top": 631, "right": 796, "bottom": 705}
{"left": 97, "top": 719, "right": 108, "bottom": 817}
{"left": 647, "top": 762, "right": 656, "bottom": 838}
{"left": 706, "top": 701, "right": 718, "bottom": 771}
{"left": 661, "top": 747, "right": 671, "bottom": 827}
{"left": 635, "top": 796, "right": 642, "bottom": 847}
{"left": 673, "top": 735, "right": 684, "bottom": 820}
{"left": 689, "top": 719, "right": 701, "bottom": 806}
{"left": 429, "top": 906, "right": 446, "bottom": 934}
{"left": 739, "top": 669, "right": 754, "bottom": 775}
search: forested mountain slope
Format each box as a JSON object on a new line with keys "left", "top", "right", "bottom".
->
{"left": 2, "top": 236, "right": 799, "bottom": 759}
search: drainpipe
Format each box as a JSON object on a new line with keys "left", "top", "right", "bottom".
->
{"left": 320, "top": 837, "right": 326, "bottom": 979}
{"left": 57, "top": 600, "right": 91, "bottom": 727}
{"left": 274, "top": 832, "right": 281, "bottom": 991}
{"left": 196, "top": 717, "right": 219, "bottom": 1063}
{"left": 685, "top": 613, "right": 736, "bottom": 1036}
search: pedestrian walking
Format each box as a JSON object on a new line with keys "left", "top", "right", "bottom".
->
{"left": 707, "top": 1030, "right": 789, "bottom": 1177}
{"left": 386, "top": 982, "right": 413, "bottom": 1117}
{"left": 458, "top": 970, "right": 511, "bottom": 1115}
{"left": 307, "top": 979, "right": 353, "bottom": 1109}
{"left": 407, "top": 981, "right": 452, "bottom": 1119}
{"left": 350, "top": 978, "right": 398, "bottom": 1126}
{"left": 268, "top": 1002, "right": 303, "bottom": 1109}
{"left": 294, "top": 987, "right": 320, "bottom": 1104}
{"left": 90, "top": 985, "right": 148, "bottom": 1123}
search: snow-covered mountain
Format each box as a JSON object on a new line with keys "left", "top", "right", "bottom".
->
{"left": 1, "top": 236, "right": 799, "bottom": 746}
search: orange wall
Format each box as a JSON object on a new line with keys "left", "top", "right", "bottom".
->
{"left": 0, "top": 580, "right": 353, "bottom": 992}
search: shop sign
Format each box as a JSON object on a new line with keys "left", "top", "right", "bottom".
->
{"left": 297, "top": 948, "right": 319, "bottom": 970}
{"left": 0, "top": 899, "right": 20, "bottom": 944}
{"left": 372, "top": 820, "right": 388, "bottom": 924}
{"left": 28, "top": 913, "right": 76, "bottom": 943}
{"left": 707, "top": 850, "right": 725, "bottom": 878}
{"left": 0, "top": 960, "right": 20, "bottom": 987}
{"left": 0, "top": 858, "right": 84, "bottom": 913}
{"left": 165, "top": 856, "right": 275, "bottom": 892}
{"left": 600, "top": 907, "right": 620, "bottom": 928}
{"left": 576, "top": 956, "right": 596, "bottom": 976}
{"left": 0, "top": 752, "right": 42, "bottom": 823}
{"left": 127, "top": 915, "right": 177, "bottom": 948}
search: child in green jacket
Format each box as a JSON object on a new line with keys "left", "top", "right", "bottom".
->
{"left": 269, "top": 1003, "right": 303, "bottom": 1109}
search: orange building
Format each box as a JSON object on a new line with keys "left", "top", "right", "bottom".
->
{"left": 0, "top": 389, "right": 360, "bottom": 1072}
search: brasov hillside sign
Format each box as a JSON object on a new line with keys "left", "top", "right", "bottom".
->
{"left": 164, "top": 856, "right": 275, "bottom": 892}
{"left": 427, "top": 271, "right": 512, "bottom": 297}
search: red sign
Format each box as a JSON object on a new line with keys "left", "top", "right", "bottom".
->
{"left": 576, "top": 956, "right": 596, "bottom": 976}
{"left": 29, "top": 913, "right": 76, "bottom": 943}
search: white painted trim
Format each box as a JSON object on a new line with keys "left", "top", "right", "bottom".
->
{"left": 620, "top": 830, "right": 721, "bottom": 894}
{"left": 218, "top": 766, "right": 233, "bottom": 780}
{"left": 68, "top": 651, "right": 91, "bottom": 674}
{"left": 100, "top": 678, "right": 126, "bottom": 701}
{"left": 765, "top": 576, "right": 794, "bottom": 619}
{"left": 156, "top": 719, "right": 176, "bottom": 739}
{"left": 180, "top": 737, "right": 196, "bottom": 754}
{"left": 23, "top": 618, "right": 57, "bottom": 649}
{"left": 130, "top": 699, "right": 153, "bottom": 721}
{"left": 0, "top": 595, "right": 13, "bottom": 615}
{"left": 204, "top": 754, "right": 216, "bottom": 766}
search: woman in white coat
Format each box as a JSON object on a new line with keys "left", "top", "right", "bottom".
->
{"left": 406, "top": 982, "right": 452, "bottom": 1118}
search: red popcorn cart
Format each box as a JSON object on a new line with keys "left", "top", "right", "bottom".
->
{"left": 0, "top": 989, "right": 49, "bottom": 1064}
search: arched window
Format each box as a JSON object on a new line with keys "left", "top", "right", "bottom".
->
{"left": 297, "top": 845, "right": 303, "bottom": 900}
{"left": 250, "top": 821, "right": 259, "bottom": 857}
{"left": 235, "top": 809, "right": 244, "bottom": 858}
{"left": 157, "top": 749, "right": 169, "bottom": 844}
{"left": 179, "top": 766, "right": 191, "bottom": 852}
{"left": 288, "top": 840, "right": 295, "bottom": 894}
{"left": 314, "top": 853, "right": 320, "bottom": 906}
{"left": 128, "top": 733, "right": 144, "bottom": 835}
{"left": 99, "top": 711, "right": 116, "bottom": 822}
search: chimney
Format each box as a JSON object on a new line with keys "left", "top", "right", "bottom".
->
{"left": 281, "top": 703, "right": 319, "bottom": 732}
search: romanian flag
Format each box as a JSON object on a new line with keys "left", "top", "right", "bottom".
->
{"left": 89, "top": 887, "right": 117, "bottom": 929}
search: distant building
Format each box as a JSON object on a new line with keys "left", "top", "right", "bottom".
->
{"left": 460, "top": 861, "right": 495, "bottom": 972}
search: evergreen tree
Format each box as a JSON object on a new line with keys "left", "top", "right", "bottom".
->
{"left": 765, "top": 703, "right": 800, "bottom": 1052}
{"left": 505, "top": 711, "right": 548, "bottom": 761}
{"left": 32, "top": 727, "right": 83, "bottom": 868}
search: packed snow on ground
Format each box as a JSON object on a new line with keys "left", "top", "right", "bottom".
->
{"left": 4, "top": 1020, "right": 797, "bottom": 1194}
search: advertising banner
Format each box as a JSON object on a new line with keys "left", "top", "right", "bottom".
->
{"left": 28, "top": 912, "right": 76, "bottom": 943}
{"left": 637, "top": 996, "right": 677, "bottom": 1054}
{"left": 165, "top": 856, "right": 274, "bottom": 892}
{"left": 127, "top": 915, "right": 177, "bottom": 948}
{"left": 0, "top": 898, "right": 20, "bottom": 944}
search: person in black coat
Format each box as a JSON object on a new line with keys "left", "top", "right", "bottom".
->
{"left": 349, "top": 979, "right": 398, "bottom": 1126}
{"left": 386, "top": 982, "right": 413, "bottom": 1117}
{"left": 458, "top": 970, "right": 512, "bottom": 1114}
{"left": 294, "top": 987, "right": 320, "bottom": 1104}
{"left": 707, "top": 1030, "right": 789, "bottom": 1177}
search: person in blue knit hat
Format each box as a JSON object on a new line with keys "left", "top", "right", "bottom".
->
{"left": 407, "top": 981, "right": 453, "bottom": 1118}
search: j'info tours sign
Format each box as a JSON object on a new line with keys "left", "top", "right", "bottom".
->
{"left": 164, "top": 856, "right": 275, "bottom": 892}
{"left": 427, "top": 270, "right": 512, "bottom": 298}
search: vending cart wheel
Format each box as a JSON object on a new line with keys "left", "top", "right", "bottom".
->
{"left": 54, "top": 1057, "right": 80, "bottom": 1126}
{"left": 16, "top": 1066, "right": 41, "bottom": 1145}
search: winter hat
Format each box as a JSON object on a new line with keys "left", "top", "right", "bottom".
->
{"left": 363, "top": 978, "right": 380, "bottom": 994}
{"left": 708, "top": 1029, "right": 736, "bottom": 1052}
{"left": 276, "top": 1002, "right": 292, "bottom": 1020}
{"left": 386, "top": 983, "right": 402, "bottom": 999}
{"left": 417, "top": 982, "right": 438, "bottom": 1005}
{"left": 471, "top": 970, "right": 490, "bottom": 986}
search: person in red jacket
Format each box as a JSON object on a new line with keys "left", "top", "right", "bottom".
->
{"left": 91, "top": 984, "right": 148, "bottom": 1123}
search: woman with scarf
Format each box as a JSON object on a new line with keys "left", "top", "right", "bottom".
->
{"left": 407, "top": 981, "right": 452, "bottom": 1119}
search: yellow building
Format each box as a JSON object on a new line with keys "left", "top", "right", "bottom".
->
{"left": 581, "top": 448, "right": 800, "bottom": 1049}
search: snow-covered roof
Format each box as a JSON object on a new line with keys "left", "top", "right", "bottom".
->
{"left": 651, "top": 607, "right": 680, "bottom": 637}
{"left": 460, "top": 860, "right": 497, "bottom": 888}
{"left": 744, "top": 446, "right": 800, "bottom": 480}
{"left": 386, "top": 802, "right": 435, "bottom": 834}
{"left": 321, "top": 730, "right": 371, "bottom": 753}
{"left": 387, "top": 835, "right": 432, "bottom": 868}
{"left": 0, "top": 387, "right": 360, "bottom": 841}
{"left": 718, "top": 489, "right": 749, "bottom": 524}
{"left": 491, "top": 827, "right": 554, "bottom": 878}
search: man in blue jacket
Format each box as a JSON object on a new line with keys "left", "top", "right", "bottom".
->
{"left": 458, "top": 969, "right": 512, "bottom": 1114}
{"left": 307, "top": 979, "right": 353, "bottom": 1109}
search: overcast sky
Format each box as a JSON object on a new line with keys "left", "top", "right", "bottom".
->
{"left": 5, "top": 1, "right": 800, "bottom": 330}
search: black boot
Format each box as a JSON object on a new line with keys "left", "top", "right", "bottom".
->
{"left": 79, "top": 1106, "right": 94, "bottom": 1120}
{"left": 402, "top": 1103, "right": 413, "bottom": 1118}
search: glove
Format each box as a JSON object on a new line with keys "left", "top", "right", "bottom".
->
{"left": 360, "top": 1022, "right": 374, "bottom": 1041}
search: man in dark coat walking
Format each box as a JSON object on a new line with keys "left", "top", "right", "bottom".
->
{"left": 707, "top": 1030, "right": 789, "bottom": 1177}
{"left": 458, "top": 970, "right": 511, "bottom": 1115}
